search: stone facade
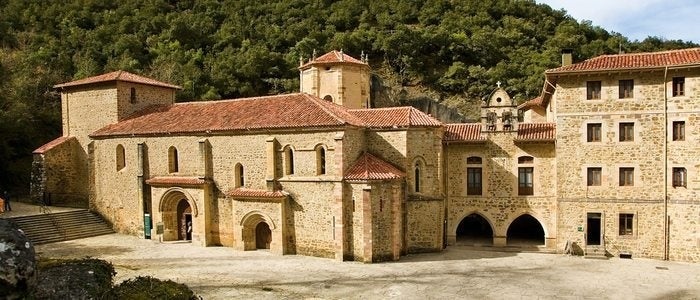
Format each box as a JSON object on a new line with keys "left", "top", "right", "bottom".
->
{"left": 548, "top": 53, "right": 700, "bottom": 262}
{"left": 33, "top": 49, "right": 700, "bottom": 263}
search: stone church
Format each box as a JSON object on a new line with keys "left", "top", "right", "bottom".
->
{"left": 33, "top": 49, "right": 700, "bottom": 262}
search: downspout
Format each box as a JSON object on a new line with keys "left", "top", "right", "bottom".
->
{"left": 663, "top": 66, "right": 669, "bottom": 260}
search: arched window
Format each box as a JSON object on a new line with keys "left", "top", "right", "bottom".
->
{"left": 284, "top": 146, "right": 295, "bottom": 175}
{"left": 116, "top": 144, "right": 126, "bottom": 171}
{"left": 414, "top": 162, "right": 421, "bottom": 193}
{"left": 130, "top": 87, "right": 137, "bottom": 103}
{"left": 323, "top": 95, "right": 333, "bottom": 102}
{"left": 316, "top": 145, "right": 326, "bottom": 175}
{"left": 168, "top": 146, "right": 179, "bottom": 173}
{"left": 235, "top": 163, "right": 245, "bottom": 187}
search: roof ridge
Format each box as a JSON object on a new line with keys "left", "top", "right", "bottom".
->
{"left": 302, "top": 93, "right": 365, "bottom": 127}
{"left": 302, "top": 93, "right": 347, "bottom": 125}
{"left": 172, "top": 93, "right": 304, "bottom": 106}
{"left": 349, "top": 106, "right": 411, "bottom": 112}
{"left": 599, "top": 47, "right": 700, "bottom": 58}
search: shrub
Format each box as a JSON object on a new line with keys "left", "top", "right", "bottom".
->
{"left": 105, "top": 276, "right": 197, "bottom": 300}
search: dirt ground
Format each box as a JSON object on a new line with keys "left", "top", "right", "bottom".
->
{"left": 35, "top": 234, "right": 700, "bottom": 299}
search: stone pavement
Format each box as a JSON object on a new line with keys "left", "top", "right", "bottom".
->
{"left": 34, "top": 233, "right": 700, "bottom": 299}
{"left": 0, "top": 201, "right": 81, "bottom": 219}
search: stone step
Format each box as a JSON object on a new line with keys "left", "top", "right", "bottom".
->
{"left": 9, "top": 209, "right": 115, "bottom": 245}
{"left": 584, "top": 246, "right": 609, "bottom": 260}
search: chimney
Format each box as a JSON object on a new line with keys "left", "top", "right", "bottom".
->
{"left": 561, "top": 49, "right": 573, "bottom": 67}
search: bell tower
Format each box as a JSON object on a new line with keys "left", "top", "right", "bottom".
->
{"left": 299, "top": 50, "right": 371, "bottom": 109}
{"left": 481, "top": 82, "right": 519, "bottom": 132}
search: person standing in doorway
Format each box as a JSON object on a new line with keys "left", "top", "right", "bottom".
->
{"left": 186, "top": 221, "right": 192, "bottom": 241}
{"left": 3, "top": 190, "right": 10, "bottom": 212}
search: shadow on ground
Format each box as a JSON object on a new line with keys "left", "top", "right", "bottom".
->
{"left": 36, "top": 241, "right": 133, "bottom": 258}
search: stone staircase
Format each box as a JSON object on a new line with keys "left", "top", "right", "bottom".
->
{"left": 584, "top": 245, "right": 609, "bottom": 260}
{"left": 9, "top": 210, "right": 114, "bottom": 245}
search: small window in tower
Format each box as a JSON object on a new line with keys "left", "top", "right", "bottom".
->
{"left": 323, "top": 95, "right": 333, "bottom": 102}
{"left": 116, "top": 144, "right": 126, "bottom": 171}
{"left": 130, "top": 87, "right": 137, "bottom": 103}
{"left": 414, "top": 162, "right": 421, "bottom": 193}
{"left": 325, "top": 66, "right": 331, "bottom": 71}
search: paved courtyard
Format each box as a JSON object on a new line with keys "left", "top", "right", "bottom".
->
{"left": 34, "top": 234, "right": 700, "bottom": 299}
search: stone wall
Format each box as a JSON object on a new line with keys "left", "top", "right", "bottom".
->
{"left": 31, "top": 137, "right": 88, "bottom": 207}
{"left": 444, "top": 132, "right": 557, "bottom": 248}
{"left": 91, "top": 129, "right": 348, "bottom": 258}
{"left": 406, "top": 197, "right": 443, "bottom": 252}
{"left": 553, "top": 68, "right": 700, "bottom": 261}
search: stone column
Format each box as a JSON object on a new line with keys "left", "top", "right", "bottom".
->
{"left": 333, "top": 132, "right": 346, "bottom": 261}
{"left": 266, "top": 137, "right": 278, "bottom": 191}
{"left": 362, "top": 187, "right": 373, "bottom": 262}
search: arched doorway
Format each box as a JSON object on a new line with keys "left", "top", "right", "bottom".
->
{"left": 255, "top": 222, "right": 272, "bottom": 249}
{"left": 158, "top": 188, "right": 199, "bottom": 242}
{"left": 177, "top": 199, "right": 192, "bottom": 241}
{"left": 506, "top": 214, "right": 545, "bottom": 246}
{"left": 456, "top": 213, "right": 493, "bottom": 246}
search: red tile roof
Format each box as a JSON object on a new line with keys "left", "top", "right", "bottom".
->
{"left": 349, "top": 107, "right": 442, "bottom": 128}
{"left": 300, "top": 50, "right": 367, "bottom": 69}
{"left": 443, "top": 124, "right": 485, "bottom": 143}
{"left": 91, "top": 93, "right": 366, "bottom": 137}
{"left": 547, "top": 48, "right": 700, "bottom": 74}
{"left": 33, "top": 136, "right": 75, "bottom": 154}
{"left": 515, "top": 123, "right": 556, "bottom": 142}
{"left": 54, "top": 70, "right": 182, "bottom": 89}
{"left": 145, "top": 176, "right": 210, "bottom": 186}
{"left": 226, "top": 188, "right": 287, "bottom": 199}
{"left": 517, "top": 96, "right": 545, "bottom": 110}
{"left": 344, "top": 152, "right": 405, "bottom": 181}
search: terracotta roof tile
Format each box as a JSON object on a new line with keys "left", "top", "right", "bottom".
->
{"left": 145, "top": 176, "right": 210, "bottom": 186}
{"left": 349, "top": 107, "right": 442, "bottom": 128}
{"left": 443, "top": 123, "right": 485, "bottom": 143}
{"left": 54, "top": 70, "right": 182, "bottom": 89}
{"left": 517, "top": 96, "right": 545, "bottom": 110}
{"left": 91, "top": 93, "right": 365, "bottom": 137}
{"left": 33, "top": 136, "right": 75, "bottom": 154}
{"left": 345, "top": 152, "right": 405, "bottom": 181}
{"left": 300, "top": 50, "right": 367, "bottom": 69}
{"left": 226, "top": 188, "right": 287, "bottom": 199}
{"left": 547, "top": 48, "right": 700, "bottom": 74}
{"left": 515, "top": 123, "right": 556, "bottom": 142}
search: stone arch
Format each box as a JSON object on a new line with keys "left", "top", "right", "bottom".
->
{"left": 240, "top": 211, "right": 276, "bottom": 251}
{"left": 158, "top": 187, "right": 199, "bottom": 217}
{"left": 452, "top": 211, "right": 496, "bottom": 235}
{"left": 157, "top": 188, "right": 199, "bottom": 241}
{"left": 505, "top": 213, "right": 546, "bottom": 246}
{"left": 456, "top": 214, "right": 494, "bottom": 246}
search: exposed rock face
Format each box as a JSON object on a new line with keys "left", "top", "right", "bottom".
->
{"left": 0, "top": 219, "right": 37, "bottom": 299}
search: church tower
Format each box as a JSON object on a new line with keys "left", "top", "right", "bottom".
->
{"left": 299, "top": 50, "right": 371, "bottom": 109}
{"left": 481, "top": 82, "right": 519, "bottom": 132}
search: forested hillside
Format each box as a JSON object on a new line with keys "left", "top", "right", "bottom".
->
{"left": 0, "top": 0, "right": 696, "bottom": 194}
